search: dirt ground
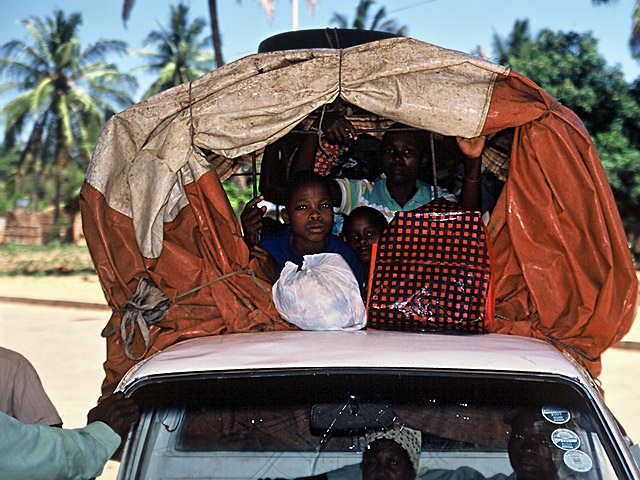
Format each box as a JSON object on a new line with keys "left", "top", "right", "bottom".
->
{"left": 0, "top": 274, "right": 106, "bottom": 304}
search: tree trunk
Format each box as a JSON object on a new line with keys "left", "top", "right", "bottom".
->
{"left": 208, "top": 0, "right": 225, "bottom": 68}
{"left": 31, "top": 159, "right": 39, "bottom": 214}
{"left": 54, "top": 161, "right": 62, "bottom": 225}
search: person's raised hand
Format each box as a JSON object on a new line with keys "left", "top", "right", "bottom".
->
{"left": 87, "top": 392, "right": 139, "bottom": 440}
{"left": 319, "top": 114, "right": 357, "bottom": 146}
{"left": 456, "top": 135, "right": 486, "bottom": 159}
{"left": 241, "top": 196, "right": 267, "bottom": 246}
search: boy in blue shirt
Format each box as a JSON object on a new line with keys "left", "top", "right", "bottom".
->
{"left": 242, "top": 171, "right": 364, "bottom": 288}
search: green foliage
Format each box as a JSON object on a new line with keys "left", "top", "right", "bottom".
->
{"left": 0, "top": 145, "right": 20, "bottom": 215}
{"left": 131, "top": 2, "right": 215, "bottom": 99}
{"left": 594, "top": 124, "right": 640, "bottom": 237}
{"left": 492, "top": 19, "right": 532, "bottom": 65}
{"left": 0, "top": 9, "right": 137, "bottom": 224}
{"left": 222, "top": 176, "right": 254, "bottom": 218}
{"left": 494, "top": 21, "right": 640, "bottom": 242}
{"left": 496, "top": 28, "right": 640, "bottom": 138}
{"left": 0, "top": 243, "right": 95, "bottom": 276}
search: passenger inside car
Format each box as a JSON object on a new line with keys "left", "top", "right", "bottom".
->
{"left": 258, "top": 128, "right": 381, "bottom": 214}
{"left": 259, "top": 424, "right": 422, "bottom": 480}
{"left": 272, "top": 407, "right": 564, "bottom": 480}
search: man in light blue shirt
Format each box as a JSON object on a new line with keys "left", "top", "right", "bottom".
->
{"left": 288, "top": 115, "right": 484, "bottom": 231}
{"left": 0, "top": 392, "right": 138, "bottom": 480}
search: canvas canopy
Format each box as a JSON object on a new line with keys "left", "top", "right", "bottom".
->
{"left": 80, "top": 36, "right": 637, "bottom": 395}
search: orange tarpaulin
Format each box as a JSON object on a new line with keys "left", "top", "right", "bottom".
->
{"left": 81, "top": 169, "right": 296, "bottom": 396}
{"left": 485, "top": 74, "right": 637, "bottom": 374}
{"left": 81, "top": 37, "right": 637, "bottom": 396}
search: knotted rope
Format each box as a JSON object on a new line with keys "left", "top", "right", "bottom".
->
{"left": 103, "top": 269, "right": 270, "bottom": 361}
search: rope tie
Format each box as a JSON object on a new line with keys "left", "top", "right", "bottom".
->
{"left": 491, "top": 314, "right": 597, "bottom": 363}
{"left": 103, "top": 269, "right": 270, "bottom": 361}
{"left": 429, "top": 133, "right": 439, "bottom": 198}
{"left": 316, "top": 104, "right": 334, "bottom": 159}
{"left": 188, "top": 80, "right": 195, "bottom": 147}
{"left": 338, "top": 48, "right": 343, "bottom": 99}
{"left": 316, "top": 29, "right": 343, "bottom": 158}
{"left": 118, "top": 278, "right": 170, "bottom": 361}
{"left": 541, "top": 101, "right": 561, "bottom": 118}
{"left": 544, "top": 335, "right": 599, "bottom": 363}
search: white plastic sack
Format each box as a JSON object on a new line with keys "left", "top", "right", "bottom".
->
{"left": 272, "top": 253, "right": 366, "bottom": 331}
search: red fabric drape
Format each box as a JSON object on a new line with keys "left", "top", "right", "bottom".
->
{"left": 80, "top": 170, "right": 295, "bottom": 398}
{"left": 483, "top": 72, "right": 638, "bottom": 375}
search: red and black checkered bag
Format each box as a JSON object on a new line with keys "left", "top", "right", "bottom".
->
{"left": 367, "top": 198, "right": 494, "bottom": 333}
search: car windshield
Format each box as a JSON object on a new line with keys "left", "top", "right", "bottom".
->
{"left": 122, "top": 370, "right": 628, "bottom": 479}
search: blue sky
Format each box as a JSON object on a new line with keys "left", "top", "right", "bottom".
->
{"left": 3, "top": 0, "right": 640, "bottom": 103}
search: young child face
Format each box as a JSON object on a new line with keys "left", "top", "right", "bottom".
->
{"left": 343, "top": 215, "right": 384, "bottom": 265}
{"left": 282, "top": 183, "right": 334, "bottom": 253}
{"left": 380, "top": 132, "right": 425, "bottom": 187}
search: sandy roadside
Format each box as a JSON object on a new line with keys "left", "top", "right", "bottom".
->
{"left": 0, "top": 274, "right": 107, "bottom": 304}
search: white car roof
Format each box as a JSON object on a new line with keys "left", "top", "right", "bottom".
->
{"left": 117, "top": 331, "right": 594, "bottom": 393}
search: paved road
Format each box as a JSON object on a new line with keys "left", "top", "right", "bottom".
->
{"left": 1, "top": 300, "right": 639, "bottom": 479}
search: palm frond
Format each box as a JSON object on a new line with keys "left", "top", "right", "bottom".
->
{"left": 329, "top": 13, "right": 349, "bottom": 28}
{"left": 122, "top": 0, "right": 136, "bottom": 23}
{"left": 630, "top": 0, "right": 640, "bottom": 59}
{"left": 31, "top": 79, "right": 54, "bottom": 112}
{"left": 82, "top": 40, "right": 129, "bottom": 64}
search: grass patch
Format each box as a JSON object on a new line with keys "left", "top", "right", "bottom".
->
{"left": 0, "top": 243, "right": 96, "bottom": 276}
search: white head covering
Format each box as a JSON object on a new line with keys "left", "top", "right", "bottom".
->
{"left": 365, "top": 425, "right": 422, "bottom": 472}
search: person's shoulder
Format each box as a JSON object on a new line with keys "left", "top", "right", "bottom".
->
{"left": 0, "top": 347, "right": 33, "bottom": 368}
{"left": 336, "top": 177, "right": 374, "bottom": 190}
{"left": 415, "top": 179, "right": 431, "bottom": 190}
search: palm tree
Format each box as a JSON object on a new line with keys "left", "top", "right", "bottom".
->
{"left": 330, "top": 0, "right": 408, "bottom": 35}
{"left": 132, "top": 3, "right": 215, "bottom": 100}
{"left": 124, "top": 0, "right": 225, "bottom": 68}
{"left": 0, "top": 9, "right": 137, "bottom": 223}
{"left": 492, "top": 19, "right": 532, "bottom": 65}
{"left": 124, "top": 1, "right": 317, "bottom": 69}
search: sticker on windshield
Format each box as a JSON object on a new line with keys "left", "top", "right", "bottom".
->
{"left": 551, "top": 428, "right": 580, "bottom": 450}
{"left": 541, "top": 406, "right": 571, "bottom": 424}
{"left": 563, "top": 450, "right": 593, "bottom": 472}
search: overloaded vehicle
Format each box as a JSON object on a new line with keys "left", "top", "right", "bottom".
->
{"left": 78, "top": 29, "right": 639, "bottom": 479}
{"left": 115, "top": 331, "right": 640, "bottom": 479}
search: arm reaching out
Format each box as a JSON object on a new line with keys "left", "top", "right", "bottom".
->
{"left": 290, "top": 114, "right": 353, "bottom": 208}
{"left": 456, "top": 136, "right": 485, "bottom": 212}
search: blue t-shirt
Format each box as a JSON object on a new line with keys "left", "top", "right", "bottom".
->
{"left": 259, "top": 228, "right": 365, "bottom": 288}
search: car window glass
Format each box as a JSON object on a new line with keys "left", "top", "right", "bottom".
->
{"left": 123, "top": 372, "right": 628, "bottom": 479}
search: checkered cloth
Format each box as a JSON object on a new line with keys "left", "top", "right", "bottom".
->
{"left": 367, "top": 198, "right": 493, "bottom": 333}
